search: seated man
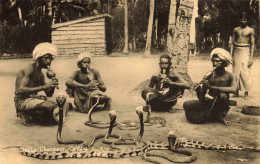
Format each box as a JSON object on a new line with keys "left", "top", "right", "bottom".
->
{"left": 14, "top": 42, "right": 68, "bottom": 126}
{"left": 66, "top": 52, "right": 111, "bottom": 113}
{"left": 183, "top": 48, "right": 237, "bottom": 126}
{"left": 141, "top": 55, "right": 190, "bottom": 112}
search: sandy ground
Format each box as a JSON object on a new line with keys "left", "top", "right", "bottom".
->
{"left": 0, "top": 55, "right": 259, "bottom": 164}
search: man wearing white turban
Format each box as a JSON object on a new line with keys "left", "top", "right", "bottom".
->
{"left": 66, "top": 52, "right": 111, "bottom": 113}
{"left": 14, "top": 42, "right": 67, "bottom": 126}
{"left": 183, "top": 48, "right": 237, "bottom": 126}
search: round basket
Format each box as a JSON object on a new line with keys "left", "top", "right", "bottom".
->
{"left": 241, "top": 105, "right": 260, "bottom": 116}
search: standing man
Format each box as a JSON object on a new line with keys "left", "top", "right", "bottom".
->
{"left": 66, "top": 52, "right": 111, "bottom": 113}
{"left": 141, "top": 54, "right": 190, "bottom": 112}
{"left": 230, "top": 12, "right": 255, "bottom": 100}
{"left": 15, "top": 42, "right": 68, "bottom": 126}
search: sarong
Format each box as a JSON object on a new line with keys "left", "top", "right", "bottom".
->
{"left": 183, "top": 98, "right": 230, "bottom": 124}
{"left": 141, "top": 86, "right": 183, "bottom": 111}
{"left": 232, "top": 43, "right": 252, "bottom": 91}
{"left": 14, "top": 94, "right": 46, "bottom": 113}
{"left": 14, "top": 94, "right": 67, "bottom": 122}
{"left": 66, "top": 87, "right": 109, "bottom": 113}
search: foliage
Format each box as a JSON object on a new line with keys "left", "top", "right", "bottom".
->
{"left": 0, "top": 0, "right": 259, "bottom": 55}
{"left": 197, "top": 0, "right": 259, "bottom": 51}
{"left": 110, "top": 0, "right": 150, "bottom": 51}
{"left": 110, "top": 0, "right": 170, "bottom": 52}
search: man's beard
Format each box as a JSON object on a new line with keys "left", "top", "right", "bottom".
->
{"left": 40, "top": 63, "right": 49, "bottom": 69}
{"left": 81, "top": 67, "right": 89, "bottom": 72}
{"left": 160, "top": 67, "right": 169, "bottom": 74}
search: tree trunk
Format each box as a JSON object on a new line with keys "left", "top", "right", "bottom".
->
{"left": 167, "top": 0, "right": 177, "bottom": 52}
{"left": 144, "top": 0, "right": 155, "bottom": 56}
{"left": 123, "top": 0, "right": 129, "bottom": 54}
{"left": 168, "top": 0, "right": 196, "bottom": 94}
{"left": 17, "top": 6, "right": 23, "bottom": 26}
{"left": 155, "top": 12, "right": 158, "bottom": 50}
{"left": 46, "top": 0, "right": 52, "bottom": 17}
{"left": 108, "top": 0, "right": 111, "bottom": 12}
{"left": 170, "top": 0, "right": 193, "bottom": 74}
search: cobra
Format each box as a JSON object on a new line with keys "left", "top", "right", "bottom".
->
{"left": 85, "top": 95, "right": 117, "bottom": 129}
{"left": 56, "top": 93, "right": 84, "bottom": 144}
{"left": 118, "top": 106, "right": 166, "bottom": 130}
{"left": 142, "top": 132, "right": 197, "bottom": 164}
{"left": 109, "top": 108, "right": 196, "bottom": 163}
{"left": 111, "top": 107, "right": 146, "bottom": 150}
{"left": 143, "top": 105, "right": 166, "bottom": 127}
{"left": 88, "top": 110, "right": 122, "bottom": 146}
{"left": 2, "top": 107, "right": 197, "bottom": 162}
{"left": 1, "top": 110, "right": 146, "bottom": 159}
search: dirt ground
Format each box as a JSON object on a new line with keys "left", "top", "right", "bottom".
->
{"left": 0, "top": 55, "right": 259, "bottom": 164}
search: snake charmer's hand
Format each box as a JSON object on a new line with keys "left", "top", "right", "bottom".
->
{"left": 162, "top": 77, "right": 172, "bottom": 85}
{"left": 86, "top": 80, "right": 99, "bottom": 90}
{"left": 44, "top": 80, "right": 59, "bottom": 90}
{"left": 199, "top": 79, "right": 211, "bottom": 88}
{"left": 146, "top": 92, "right": 154, "bottom": 102}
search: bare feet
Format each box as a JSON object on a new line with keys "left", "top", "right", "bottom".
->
{"left": 169, "top": 108, "right": 176, "bottom": 113}
{"left": 244, "top": 91, "right": 249, "bottom": 100}
{"left": 20, "top": 113, "right": 36, "bottom": 126}
{"left": 233, "top": 90, "right": 239, "bottom": 97}
{"left": 217, "top": 116, "right": 229, "bottom": 126}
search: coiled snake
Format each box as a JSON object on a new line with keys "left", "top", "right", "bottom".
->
{"left": 3, "top": 94, "right": 259, "bottom": 162}
{"left": 118, "top": 105, "right": 166, "bottom": 130}
{"left": 110, "top": 107, "right": 197, "bottom": 164}
{"left": 111, "top": 107, "right": 145, "bottom": 150}
{"left": 167, "top": 131, "right": 260, "bottom": 152}
{"left": 85, "top": 95, "right": 117, "bottom": 129}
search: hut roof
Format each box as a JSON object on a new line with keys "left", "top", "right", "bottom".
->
{"left": 52, "top": 14, "right": 112, "bottom": 29}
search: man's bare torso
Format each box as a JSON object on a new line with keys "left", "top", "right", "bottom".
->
{"left": 208, "top": 71, "right": 233, "bottom": 96}
{"left": 234, "top": 26, "right": 254, "bottom": 44}
{"left": 15, "top": 63, "right": 45, "bottom": 95}
{"left": 74, "top": 68, "right": 96, "bottom": 84}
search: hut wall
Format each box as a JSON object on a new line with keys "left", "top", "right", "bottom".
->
{"left": 52, "top": 18, "right": 107, "bottom": 57}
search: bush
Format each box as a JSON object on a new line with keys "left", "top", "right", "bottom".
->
{"left": 0, "top": 16, "right": 52, "bottom": 56}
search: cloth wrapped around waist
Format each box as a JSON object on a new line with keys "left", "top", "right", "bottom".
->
{"left": 66, "top": 87, "right": 108, "bottom": 113}
{"left": 14, "top": 94, "right": 47, "bottom": 111}
{"left": 234, "top": 42, "right": 250, "bottom": 47}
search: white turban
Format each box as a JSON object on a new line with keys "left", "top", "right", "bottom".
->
{"left": 77, "top": 51, "right": 92, "bottom": 64}
{"left": 210, "top": 48, "right": 232, "bottom": 67}
{"left": 33, "top": 42, "right": 58, "bottom": 60}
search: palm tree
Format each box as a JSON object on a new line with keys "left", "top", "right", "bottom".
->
{"left": 144, "top": 0, "right": 155, "bottom": 56}
{"left": 167, "top": 0, "right": 177, "bottom": 53}
{"left": 168, "top": 0, "right": 195, "bottom": 88}
{"left": 123, "top": 0, "right": 129, "bottom": 54}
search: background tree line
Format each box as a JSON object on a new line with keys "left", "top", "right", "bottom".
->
{"left": 0, "top": 0, "right": 259, "bottom": 55}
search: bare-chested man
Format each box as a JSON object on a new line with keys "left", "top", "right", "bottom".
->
{"left": 66, "top": 52, "right": 111, "bottom": 113}
{"left": 183, "top": 48, "right": 237, "bottom": 126}
{"left": 231, "top": 12, "right": 255, "bottom": 100}
{"left": 141, "top": 55, "right": 190, "bottom": 112}
{"left": 15, "top": 42, "right": 67, "bottom": 126}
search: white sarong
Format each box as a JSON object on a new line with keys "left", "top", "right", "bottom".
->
{"left": 232, "top": 44, "right": 252, "bottom": 91}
